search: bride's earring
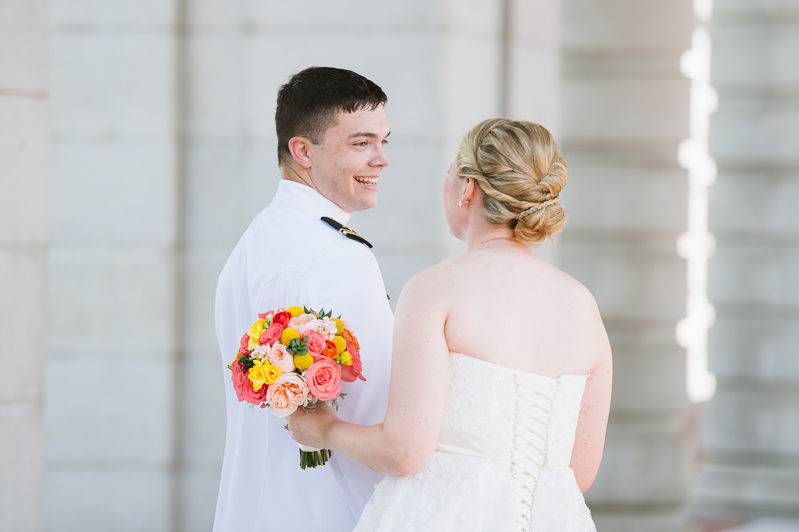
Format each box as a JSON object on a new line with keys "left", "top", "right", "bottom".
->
{"left": 458, "top": 200, "right": 463, "bottom": 208}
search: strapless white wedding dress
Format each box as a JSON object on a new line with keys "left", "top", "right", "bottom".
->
{"left": 354, "top": 352, "right": 596, "bottom": 532}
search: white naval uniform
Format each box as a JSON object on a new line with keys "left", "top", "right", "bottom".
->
{"left": 212, "top": 180, "right": 393, "bottom": 532}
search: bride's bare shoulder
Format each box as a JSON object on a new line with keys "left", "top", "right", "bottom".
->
{"left": 395, "top": 256, "right": 470, "bottom": 307}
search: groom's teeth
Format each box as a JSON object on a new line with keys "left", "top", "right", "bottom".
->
{"left": 355, "top": 176, "right": 378, "bottom": 185}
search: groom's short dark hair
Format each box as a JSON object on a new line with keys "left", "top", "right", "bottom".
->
{"left": 275, "top": 66, "right": 388, "bottom": 168}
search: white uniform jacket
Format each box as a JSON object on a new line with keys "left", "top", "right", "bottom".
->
{"left": 212, "top": 180, "right": 393, "bottom": 532}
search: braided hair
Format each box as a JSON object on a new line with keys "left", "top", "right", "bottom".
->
{"left": 457, "top": 118, "right": 568, "bottom": 246}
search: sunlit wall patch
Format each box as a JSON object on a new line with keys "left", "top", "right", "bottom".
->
{"left": 677, "top": 0, "right": 718, "bottom": 404}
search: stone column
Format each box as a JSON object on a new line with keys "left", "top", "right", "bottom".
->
{"left": 0, "top": 2, "right": 48, "bottom": 531}
{"left": 559, "top": 1, "right": 696, "bottom": 530}
{"left": 691, "top": 0, "right": 799, "bottom": 520}
{"left": 45, "top": 2, "right": 180, "bottom": 530}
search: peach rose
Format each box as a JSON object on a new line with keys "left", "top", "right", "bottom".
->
{"left": 259, "top": 323, "right": 283, "bottom": 346}
{"left": 341, "top": 341, "right": 365, "bottom": 383}
{"left": 288, "top": 313, "right": 317, "bottom": 333}
{"left": 302, "top": 330, "right": 326, "bottom": 355}
{"left": 305, "top": 356, "right": 343, "bottom": 401}
{"left": 266, "top": 373, "right": 308, "bottom": 418}
{"left": 231, "top": 360, "right": 268, "bottom": 406}
{"left": 266, "top": 343, "right": 296, "bottom": 373}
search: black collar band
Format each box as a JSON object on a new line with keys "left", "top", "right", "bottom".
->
{"left": 320, "top": 217, "right": 373, "bottom": 248}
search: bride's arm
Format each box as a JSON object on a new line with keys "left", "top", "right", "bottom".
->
{"left": 287, "top": 269, "right": 452, "bottom": 476}
{"left": 569, "top": 302, "right": 613, "bottom": 493}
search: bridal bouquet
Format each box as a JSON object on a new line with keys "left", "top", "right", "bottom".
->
{"left": 229, "top": 306, "right": 365, "bottom": 468}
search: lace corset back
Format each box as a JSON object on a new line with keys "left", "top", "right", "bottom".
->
{"left": 441, "top": 353, "right": 588, "bottom": 530}
{"left": 354, "top": 352, "right": 596, "bottom": 532}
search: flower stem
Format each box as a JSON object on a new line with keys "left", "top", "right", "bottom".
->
{"left": 299, "top": 448, "right": 332, "bottom": 469}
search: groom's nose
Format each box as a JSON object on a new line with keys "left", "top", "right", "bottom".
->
{"left": 371, "top": 144, "right": 390, "bottom": 168}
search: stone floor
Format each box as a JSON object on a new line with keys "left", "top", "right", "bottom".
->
{"left": 697, "top": 519, "right": 799, "bottom": 532}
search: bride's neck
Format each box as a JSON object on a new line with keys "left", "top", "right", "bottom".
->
{"left": 463, "top": 224, "right": 519, "bottom": 253}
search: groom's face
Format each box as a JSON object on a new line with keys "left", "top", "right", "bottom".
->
{"left": 307, "top": 105, "right": 391, "bottom": 213}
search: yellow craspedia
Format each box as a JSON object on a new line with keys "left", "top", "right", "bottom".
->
{"left": 339, "top": 351, "right": 353, "bottom": 366}
{"left": 332, "top": 318, "right": 345, "bottom": 335}
{"left": 281, "top": 327, "right": 301, "bottom": 345}
{"left": 294, "top": 353, "right": 314, "bottom": 371}
{"left": 332, "top": 336, "right": 347, "bottom": 354}
{"left": 286, "top": 306, "right": 304, "bottom": 318}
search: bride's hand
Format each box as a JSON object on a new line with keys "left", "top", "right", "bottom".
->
{"left": 286, "top": 403, "right": 339, "bottom": 449}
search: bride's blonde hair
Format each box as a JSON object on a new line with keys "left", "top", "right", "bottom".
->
{"left": 457, "top": 118, "right": 568, "bottom": 246}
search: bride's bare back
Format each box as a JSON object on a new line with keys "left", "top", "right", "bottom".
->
{"left": 392, "top": 239, "right": 612, "bottom": 492}
{"left": 440, "top": 243, "right": 606, "bottom": 378}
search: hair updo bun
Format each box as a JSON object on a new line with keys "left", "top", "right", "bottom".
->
{"left": 457, "top": 118, "right": 568, "bottom": 246}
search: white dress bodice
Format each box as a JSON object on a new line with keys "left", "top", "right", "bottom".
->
{"left": 354, "top": 352, "right": 597, "bottom": 532}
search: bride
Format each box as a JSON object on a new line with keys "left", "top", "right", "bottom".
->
{"left": 287, "top": 118, "right": 612, "bottom": 532}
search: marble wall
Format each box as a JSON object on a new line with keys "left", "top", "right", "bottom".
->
{"left": 36, "top": 0, "right": 799, "bottom": 531}
{"left": 691, "top": 0, "right": 799, "bottom": 520}
{"left": 559, "top": 1, "right": 696, "bottom": 530}
{"left": 0, "top": 1, "right": 49, "bottom": 531}
{"left": 46, "top": 2, "right": 180, "bottom": 530}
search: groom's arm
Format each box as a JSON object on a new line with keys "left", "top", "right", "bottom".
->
{"left": 252, "top": 271, "right": 311, "bottom": 317}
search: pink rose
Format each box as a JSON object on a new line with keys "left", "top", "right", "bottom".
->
{"left": 258, "top": 310, "right": 275, "bottom": 322}
{"left": 266, "top": 373, "right": 309, "bottom": 418}
{"left": 305, "top": 356, "right": 343, "bottom": 401}
{"left": 302, "top": 330, "right": 326, "bottom": 355}
{"left": 267, "top": 343, "right": 296, "bottom": 373}
{"left": 341, "top": 341, "right": 365, "bottom": 383}
{"left": 239, "top": 333, "right": 252, "bottom": 355}
{"left": 259, "top": 323, "right": 283, "bottom": 346}
{"left": 231, "top": 360, "right": 268, "bottom": 406}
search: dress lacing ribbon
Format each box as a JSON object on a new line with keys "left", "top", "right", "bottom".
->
{"left": 510, "top": 374, "right": 556, "bottom": 532}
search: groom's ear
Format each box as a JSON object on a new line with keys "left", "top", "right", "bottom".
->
{"left": 288, "top": 137, "right": 313, "bottom": 169}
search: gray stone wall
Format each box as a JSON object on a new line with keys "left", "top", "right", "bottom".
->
{"left": 36, "top": 0, "right": 799, "bottom": 530}
{"left": 0, "top": 1, "right": 49, "bottom": 531}
{"left": 691, "top": 0, "right": 799, "bottom": 520}
{"left": 46, "top": 2, "right": 181, "bottom": 530}
{"left": 559, "top": 1, "right": 696, "bottom": 530}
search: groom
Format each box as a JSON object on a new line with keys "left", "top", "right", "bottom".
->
{"left": 212, "top": 67, "right": 394, "bottom": 532}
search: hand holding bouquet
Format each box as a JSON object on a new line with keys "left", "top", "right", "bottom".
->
{"left": 229, "top": 306, "right": 365, "bottom": 468}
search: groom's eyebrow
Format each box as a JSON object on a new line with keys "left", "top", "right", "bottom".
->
{"left": 347, "top": 131, "right": 391, "bottom": 140}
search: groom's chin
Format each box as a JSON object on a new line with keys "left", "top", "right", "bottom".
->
{"left": 351, "top": 193, "right": 379, "bottom": 212}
